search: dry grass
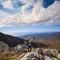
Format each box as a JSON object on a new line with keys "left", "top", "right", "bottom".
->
{"left": 0, "top": 52, "right": 22, "bottom": 60}
{"left": 32, "top": 39, "right": 60, "bottom": 50}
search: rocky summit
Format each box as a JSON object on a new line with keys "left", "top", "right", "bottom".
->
{"left": 18, "top": 48, "right": 60, "bottom": 60}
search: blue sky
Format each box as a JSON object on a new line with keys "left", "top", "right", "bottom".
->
{"left": 0, "top": 0, "right": 60, "bottom": 36}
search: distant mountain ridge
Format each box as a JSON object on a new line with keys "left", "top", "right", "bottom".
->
{"left": 21, "top": 32, "right": 60, "bottom": 41}
{"left": 0, "top": 32, "right": 25, "bottom": 47}
{"left": 20, "top": 32, "right": 60, "bottom": 49}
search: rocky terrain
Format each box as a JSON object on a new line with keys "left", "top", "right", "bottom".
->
{"left": 18, "top": 48, "right": 60, "bottom": 60}
{"left": 0, "top": 41, "right": 9, "bottom": 55}
{"left": 0, "top": 45, "right": 60, "bottom": 60}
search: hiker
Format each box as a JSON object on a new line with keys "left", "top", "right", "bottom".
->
{"left": 25, "top": 39, "right": 32, "bottom": 52}
{"left": 28, "top": 42, "right": 32, "bottom": 52}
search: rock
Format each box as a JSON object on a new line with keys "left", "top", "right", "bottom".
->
{"left": 18, "top": 53, "right": 26, "bottom": 60}
{"left": 36, "top": 48, "right": 43, "bottom": 55}
{"left": 35, "top": 48, "right": 44, "bottom": 59}
{"left": 57, "top": 54, "right": 60, "bottom": 59}
{"left": 19, "top": 52, "right": 35, "bottom": 60}
{"left": 45, "top": 55, "right": 52, "bottom": 60}
{"left": 32, "top": 57, "right": 38, "bottom": 60}
{"left": 0, "top": 41, "right": 9, "bottom": 55}
{"left": 52, "top": 58, "right": 57, "bottom": 60}
{"left": 15, "top": 44, "right": 28, "bottom": 53}
{"left": 18, "top": 48, "right": 60, "bottom": 60}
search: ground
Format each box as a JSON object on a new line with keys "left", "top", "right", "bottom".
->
{"left": 0, "top": 48, "right": 36, "bottom": 60}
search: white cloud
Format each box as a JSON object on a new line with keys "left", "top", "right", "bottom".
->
{"left": 0, "top": 0, "right": 15, "bottom": 10}
{"left": 0, "top": 10, "right": 11, "bottom": 27}
{"left": 20, "top": 0, "right": 35, "bottom": 5}
{"left": 0, "top": 0, "right": 60, "bottom": 27}
{"left": 0, "top": 10, "right": 10, "bottom": 21}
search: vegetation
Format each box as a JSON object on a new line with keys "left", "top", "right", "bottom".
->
{"left": 0, "top": 52, "right": 22, "bottom": 60}
{"left": 31, "top": 38, "right": 60, "bottom": 50}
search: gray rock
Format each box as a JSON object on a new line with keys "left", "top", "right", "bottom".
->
{"left": 0, "top": 41, "right": 9, "bottom": 55}
{"left": 15, "top": 44, "right": 28, "bottom": 53}
{"left": 19, "top": 52, "right": 35, "bottom": 60}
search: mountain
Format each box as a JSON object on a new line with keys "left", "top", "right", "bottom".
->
{"left": 20, "top": 32, "right": 60, "bottom": 49}
{"left": 21, "top": 32, "right": 60, "bottom": 40}
{"left": 0, "top": 32, "right": 25, "bottom": 47}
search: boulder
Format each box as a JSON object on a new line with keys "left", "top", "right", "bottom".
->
{"left": 19, "top": 52, "right": 35, "bottom": 60}
{"left": 0, "top": 41, "right": 9, "bottom": 55}
{"left": 15, "top": 44, "right": 28, "bottom": 53}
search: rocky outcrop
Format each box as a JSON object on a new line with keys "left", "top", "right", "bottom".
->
{"left": 15, "top": 44, "right": 28, "bottom": 53}
{"left": 18, "top": 52, "right": 35, "bottom": 60}
{"left": 18, "top": 48, "right": 60, "bottom": 60}
{"left": 0, "top": 41, "right": 9, "bottom": 55}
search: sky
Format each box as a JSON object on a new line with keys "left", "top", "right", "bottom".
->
{"left": 0, "top": 0, "right": 60, "bottom": 36}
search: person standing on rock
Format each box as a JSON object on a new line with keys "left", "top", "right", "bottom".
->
{"left": 25, "top": 39, "right": 32, "bottom": 52}
{"left": 28, "top": 42, "right": 32, "bottom": 52}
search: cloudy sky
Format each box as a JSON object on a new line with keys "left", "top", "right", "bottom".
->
{"left": 0, "top": 0, "right": 60, "bottom": 36}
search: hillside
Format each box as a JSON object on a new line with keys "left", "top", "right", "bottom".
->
{"left": 0, "top": 32, "right": 48, "bottom": 48}
{"left": 0, "top": 32, "right": 25, "bottom": 47}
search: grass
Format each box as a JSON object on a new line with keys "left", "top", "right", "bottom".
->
{"left": 32, "top": 39, "right": 60, "bottom": 50}
{"left": 0, "top": 52, "right": 22, "bottom": 60}
{"left": 47, "top": 40, "right": 60, "bottom": 50}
